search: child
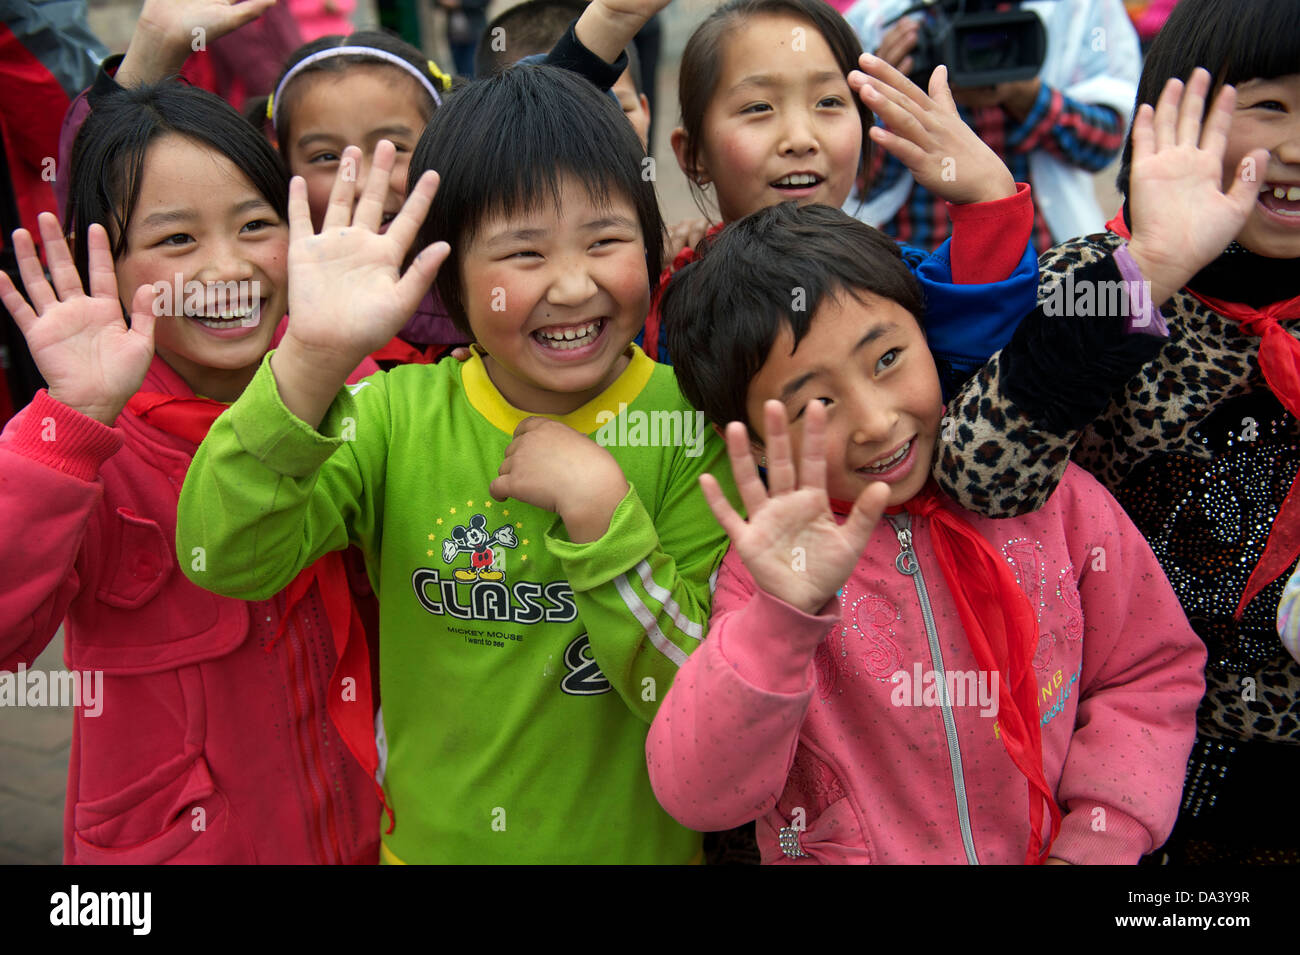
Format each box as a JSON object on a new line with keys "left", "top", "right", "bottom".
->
{"left": 647, "top": 200, "right": 1207, "bottom": 864}
{"left": 176, "top": 65, "right": 737, "bottom": 864}
{"left": 637, "top": 0, "right": 1040, "bottom": 381}
{"left": 933, "top": 0, "right": 1300, "bottom": 864}
{"left": 0, "top": 84, "right": 380, "bottom": 864}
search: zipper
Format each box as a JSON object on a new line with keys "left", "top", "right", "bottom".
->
{"left": 886, "top": 512, "right": 980, "bottom": 865}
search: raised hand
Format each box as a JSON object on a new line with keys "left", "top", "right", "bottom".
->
{"left": 699, "top": 400, "right": 891, "bottom": 616}
{"left": 575, "top": 0, "right": 673, "bottom": 65}
{"left": 0, "top": 214, "right": 156, "bottom": 426}
{"left": 119, "top": 0, "right": 277, "bottom": 87}
{"left": 1126, "top": 68, "right": 1268, "bottom": 307}
{"left": 849, "top": 55, "right": 1016, "bottom": 205}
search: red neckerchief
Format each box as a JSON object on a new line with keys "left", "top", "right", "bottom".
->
{"left": 642, "top": 222, "right": 727, "bottom": 359}
{"left": 125, "top": 388, "right": 394, "bottom": 834}
{"left": 833, "top": 481, "right": 1062, "bottom": 863}
{"left": 1108, "top": 207, "right": 1300, "bottom": 617}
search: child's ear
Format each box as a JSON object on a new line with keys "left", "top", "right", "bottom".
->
{"left": 671, "top": 127, "right": 710, "bottom": 186}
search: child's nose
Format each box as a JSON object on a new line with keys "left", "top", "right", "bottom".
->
{"left": 779, "top": 111, "right": 819, "bottom": 156}
{"left": 545, "top": 259, "right": 599, "bottom": 306}
{"left": 846, "top": 390, "right": 894, "bottom": 444}
{"left": 196, "top": 239, "right": 255, "bottom": 283}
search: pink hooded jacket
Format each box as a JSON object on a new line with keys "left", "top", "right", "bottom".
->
{"left": 0, "top": 355, "right": 380, "bottom": 864}
{"left": 647, "top": 464, "right": 1206, "bottom": 864}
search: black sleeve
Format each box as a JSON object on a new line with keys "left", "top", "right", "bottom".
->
{"left": 1000, "top": 254, "right": 1168, "bottom": 435}
{"left": 542, "top": 20, "right": 628, "bottom": 93}
{"left": 86, "top": 53, "right": 126, "bottom": 109}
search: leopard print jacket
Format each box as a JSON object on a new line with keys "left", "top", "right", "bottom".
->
{"left": 935, "top": 231, "right": 1300, "bottom": 746}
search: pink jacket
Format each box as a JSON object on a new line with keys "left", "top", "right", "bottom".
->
{"left": 0, "top": 356, "right": 380, "bottom": 864}
{"left": 647, "top": 464, "right": 1206, "bottom": 864}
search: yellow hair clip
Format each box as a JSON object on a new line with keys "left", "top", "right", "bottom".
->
{"left": 265, "top": 93, "right": 274, "bottom": 121}
{"left": 428, "top": 59, "right": 452, "bottom": 92}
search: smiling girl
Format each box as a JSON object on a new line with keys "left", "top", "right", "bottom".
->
{"left": 0, "top": 84, "right": 379, "bottom": 864}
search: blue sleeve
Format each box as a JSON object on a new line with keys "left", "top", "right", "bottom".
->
{"left": 905, "top": 240, "right": 1039, "bottom": 400}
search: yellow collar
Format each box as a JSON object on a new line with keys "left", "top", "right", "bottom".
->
{"left": 460, "top": 344, "right": 655, "bottom": 435}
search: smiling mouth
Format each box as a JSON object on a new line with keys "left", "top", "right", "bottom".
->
{"left": 857, "top": 438, "right": 911, "bottom": 474}
{"left": 1259, "top": 183, "right": 1300, "bottom": 217}
{"left": 185, "top": 299, "right": 265, "bottom": 329}
{"left": 532, "top": 318, "right": 606, "bottom": 350}
{"left": 772, "top": 173, "right": 824, "bottom": 190}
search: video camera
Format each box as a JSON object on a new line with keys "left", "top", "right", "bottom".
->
{"left": 887, "top": 0, "right": 1049, "bottom": 89}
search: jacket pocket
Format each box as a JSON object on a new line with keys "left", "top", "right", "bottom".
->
{"left": 71, "top": 754, "right": 257, "bottom": 865}
{"left": 95, "top": 507, "right": 172, "bottom": 609}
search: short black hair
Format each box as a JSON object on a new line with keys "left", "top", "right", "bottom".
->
{"left": 66, "top": 83, "right": 288, "bottom": 286}
{"left": 271, "top": 30, "right": 451, "bottom": 152}
{"left": 476, "top": 0, "right": 588, "bottom": 77}
{"left": 1117, "top": 0, "right": 1300, "bottom": 197}
{"left": 662, "top": 202, "right": 924, "bottom": 437}
{"left": 409, "top": 64, "right": 664, "bottom": 335}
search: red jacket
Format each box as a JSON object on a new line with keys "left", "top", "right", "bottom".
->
{"left": 0, "top": 356, "right": 380, "bottom": 864}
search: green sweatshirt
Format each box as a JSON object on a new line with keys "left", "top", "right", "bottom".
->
{"left": 176, "top": 346, "right": 734, "bottom": 863}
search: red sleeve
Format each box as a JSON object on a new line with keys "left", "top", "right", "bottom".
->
{"left": 0, "top": 392, "right": 122, "bottom": 669}
{"left": 947, "top": 182, "right": 1033, "bottom": 284}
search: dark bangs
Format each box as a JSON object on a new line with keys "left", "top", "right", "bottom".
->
{"left": 662, "top": 202, "right": 923, "bottom": 437}
{"left": 409, "top": 64, "right": 663, "bottom": 334}
{"left": 1117, "top": 0, "right": 1300, "bottom": 197}
{"left": 66, "top": 83, "right": 288, "bottom": 285}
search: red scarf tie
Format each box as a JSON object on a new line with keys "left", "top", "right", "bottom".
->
{"left": 834, "top": 481, "right": 1062, "bottom": 863}
{"left": 1106, "top": 209, "right": 1300, "bottom": 617}
{"left": 642, "top": 222, "right": 726, "bottom": 360}
{"left": 126, "top": 391, "right": 393, "bottom": 833}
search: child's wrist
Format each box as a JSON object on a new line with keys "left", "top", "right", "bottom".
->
{"left": 574, "top": 3, "right": 644, "bottom": 64}
{"left": 117, "top": 23, "right": 190, "bottom": 87}
{"left": 269, "top": 341, "right": 353, "bottom": 429}
{"left": 558, "top": 478, "right": 629, "bottom": 543}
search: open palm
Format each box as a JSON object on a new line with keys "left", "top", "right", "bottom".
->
{"left": 1129, "top": 68, "right": 1269, "bottom": 283}
{"left": 0, "top": 214, "right": 156, "bottom": 425}
{"left": 137, "top": 0, "right": 277, "bottom": 46}
{"left": 700, "top": 400, "right": 891, "bottom": 615}
{"left": 284, "top": 142, "right": 448, "bottom": 369}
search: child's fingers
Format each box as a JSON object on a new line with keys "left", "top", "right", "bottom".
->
{"left": 384, "top": 170, "right": 440, "bottom": 257}
{"left": 1226, "top": 148, "right": 1271, "bottom": 215}
{"left": 860, "top": 74, "right": 930, "bottom": 135}
{"left": 1130, "top": 103, "right": 1155, "bottom": 165}
{"left": 322, "top": 145, "right": 362, "bottom": 230}
{"left": 723, "top": 420, "right": 769, "bottom": 517}
{"left": 798, "top": 396, "right": 827, "bottom": 491}
{"left": 11, "top": 228, "right": 56, "bottom": 314}
{"left": 763, "top": 400, "right": 797, "bottom": 495}
{"left": 868, "top": 125, "right": 928, "bottom": 173}
{"left": 1152, "top": 77, "right": 1183, "bottom": 152}
{"left": 352, "top": 140, "right": 396, "bottom": 233}
{"left": 858, "top": 52, "right": 930, "bottom": 110}
{"left": 699, "top": 472, "right": 747, "bottom": 539}
{"left": 842, "top": 480, "right": 891, "bottom": 551}
{"left": 127, "top": 282, "right": 159, "bottom": 352}
{"left": 287, "top": 176, "right": 315, "bottom": 241}
{"left": 86, "top": 225, "right": 119, "bottom": 301}
{"left": 927, "top": 65, "right": 958, "bottom": 115}
{"left": 0, "top": 270, "right": 38, "bottom": 335}
{"left": 37, "top": 213, "right": 85, "bottom": 301}
{"left": 1176, "top": 68, "right": 1210, "bottom": 148}
{"left": 394, "top": 241, "right": 450, "bottom": 316}
{"left": 1198, "top": 81, "right": 1237, "bottom": 159}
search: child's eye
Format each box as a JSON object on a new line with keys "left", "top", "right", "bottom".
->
{"left": 792, "top": 397, "right": 831, "bottom": 421}
{"left": 309, "top": 152, "right": 341, "bottom": 164}
{"left": 1249, "top": 100, "right": 1287, "bottom": 111}
{"left": 818, "top": 95, "right": 847, "bottom": 108}
{"left": 508, "top": 250, "right": 542, "bottom": 260}
{"left": 876, "top": 348, "right": 901, "bottom": 373}
{"left": 158, "top": 233, "right": 194, "bottom": 248}
{"left": 740, "top": 102, "right": 772, "bottom": 115}
{"left": 591, "top": 236, "right": 626, "bottom": 249}
{"left": 241, "top": 219, "right": 275, "bottom": 234}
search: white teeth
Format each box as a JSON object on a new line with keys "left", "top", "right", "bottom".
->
{"left": 861, "top": 440, "right": 910, "bottom": 473}
{"left": 775, "top": 173, "right": 819, "bottom": 187}
{"left": 1289, "top": 186, "right": 1300, "bottom": 202}
{"left": 535, "top": 320, "right": 602, "bottom": 349}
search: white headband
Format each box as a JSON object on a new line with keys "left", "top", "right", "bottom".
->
{"left": 270, "top": 46, "right": 448, "bottom": 129}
